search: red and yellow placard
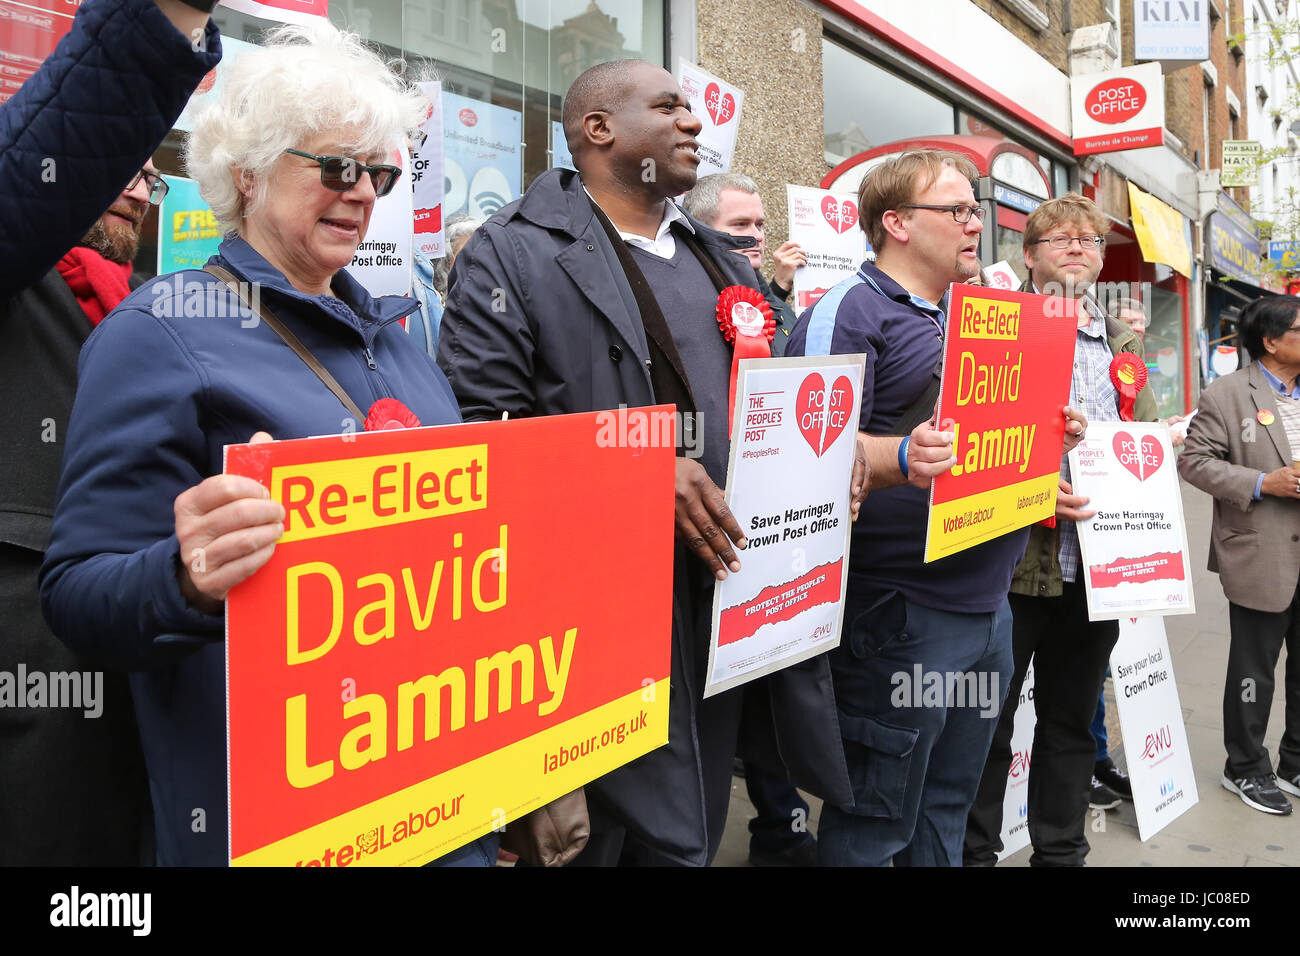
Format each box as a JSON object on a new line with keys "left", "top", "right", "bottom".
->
{"left": 924, "top": 286, "right": 1077, "bottom": 563}
{"left": 224, "top": 410, "right": 675, "bottom": 866}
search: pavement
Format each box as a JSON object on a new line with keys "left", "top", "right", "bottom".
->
{"left": 714, "top": 478, "right": 1298, "bottom": 866}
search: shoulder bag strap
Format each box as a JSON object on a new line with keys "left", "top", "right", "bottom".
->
{"left": 203, "top": 263, "right": 367, "bottom": 424}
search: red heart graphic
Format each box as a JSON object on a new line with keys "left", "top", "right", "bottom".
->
{"left": 795, "top": 373, "right": 855, "bottom": 457}
{"left": 704, "top": 82, "right": 736, "bottom": 125}
{"left": 821, "top": 375, "right": 854, "bottom": 455}
{"left": 1113, "top": 430, "right": 1164, "bottom": 481}
{"left": 820, "top": 196, "right": 859, "bottom": 234}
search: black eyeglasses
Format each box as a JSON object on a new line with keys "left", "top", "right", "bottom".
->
{"left": 126, "top": 169, "right": 169, "bottom": 206}
{"left": 1033, "top": 235, "right": 1105, "bottom": 250}
{"left": 283, "top": 148, "right": 403, "bottom": 198}
{"left": 898, "top": 203, "right": 986, "bottom": 223}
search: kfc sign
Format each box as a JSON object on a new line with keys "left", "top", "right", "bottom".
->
{"left": 1070, "top": 64, "right": 1165, "bottom": 156}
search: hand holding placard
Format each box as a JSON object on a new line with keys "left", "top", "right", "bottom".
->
{"left": 176, "top": 430, "right": 283, "bottom": 610}
{"left": 674, "top": 458, "right": 747, "bottom": 580}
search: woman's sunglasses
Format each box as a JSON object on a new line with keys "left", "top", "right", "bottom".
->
{"left": 283, "top": 148, "right": 403, "bottom": 198}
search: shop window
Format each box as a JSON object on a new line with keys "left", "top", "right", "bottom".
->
{"left": 823, "top": 38, "right": 955, "bottom": 167}
{"left": 996, "top": 226, "right": 1028, "bottom": 282}
{"left": 1143, "top": 283, "right": 1187, "bottom": 418}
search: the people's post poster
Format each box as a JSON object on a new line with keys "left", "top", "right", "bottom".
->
{"left": 786, "top": 185, "right": 868, "bottom": 313}
{"left": 924, "top": 286, "right": 1077, "bottom": 562}
{"left": 1109, "top": 617, "right": 1199, "bottom": 840}
{"left": 705, "top": 355, "right": 865, "bottom": 698}
{"left": 677, "top": 61, "right": 743, "bottom": 177}
{"left": 224, "top": 411, "right": 675, "bottom": 865}
{"left": 1070, "top": 422, "right": 1194, "bottom": 619}
{"left": 411, "top": 80, "right": 445, "bottom": 260}
{"left": 344, "top": 143, "right": 412, "bottom": 298}
{"left": 156, "top": 175, "right": 223, "bottom": 273}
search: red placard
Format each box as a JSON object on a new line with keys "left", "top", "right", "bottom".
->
{"left": 925, "top": 286, "right": 1078, "bottom": 562}
{"left": 224, "top": 410, "right": 675, "bottom": 866}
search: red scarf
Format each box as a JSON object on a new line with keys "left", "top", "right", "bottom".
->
{"left": 56, "top": 247, "right": 133, "bottom": 326}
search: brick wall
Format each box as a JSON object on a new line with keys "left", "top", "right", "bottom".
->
{"left": 696, "top": 0, "right": 825, "bottom": 271}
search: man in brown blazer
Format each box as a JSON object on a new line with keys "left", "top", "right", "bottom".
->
{"left": 1178, "top": 294, "right": 1300, "bottom": 815}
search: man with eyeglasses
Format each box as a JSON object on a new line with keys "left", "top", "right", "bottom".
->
{"left": 964, "top": 192, "right": 1157, "bottom": 867}
{"left": 784, "top": 150, "right": 1087, "bottom": 866}
{"left": 0, "top": 161, "right": 166, "bottom": 865}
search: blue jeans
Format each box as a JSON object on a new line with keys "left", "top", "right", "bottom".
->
{"left": 1091, "top": 684, "right": 1108, "bottom": 763}
{"left": 819, "top": 587, "right": 1012, "bottom": 867}
{"left": 425, "top": 833, "right": 499, "bottom": 867}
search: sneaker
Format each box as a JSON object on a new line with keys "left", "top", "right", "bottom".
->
{"left": 1089, "top": 777, "right": 1121, "bottom": 810}
{"left": 1221, "top": 773, "right": 1293, "bottom": 815}
{"left": 1095, "top": 757, "right": 1133, "bottom": 800}
{"left": 1278, "top": 767, "right": 1300, "bottom": 798}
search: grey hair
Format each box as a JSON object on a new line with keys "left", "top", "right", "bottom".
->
{"left": 432, "top": 215, "right": 484, "bottom": 296}
{"left": 184, "top": 20, "right": 430, "bottom": 233}
{"left": 681, "top": 173, "right": 760, "bottom": 225}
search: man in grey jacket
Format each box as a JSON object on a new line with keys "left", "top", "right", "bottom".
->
{"left": 439, "top": 59, "right": 864, "bottom": 865}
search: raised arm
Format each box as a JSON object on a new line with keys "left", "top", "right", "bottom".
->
{"left": 0, "top": 0, "right": 221, "bottom": 295}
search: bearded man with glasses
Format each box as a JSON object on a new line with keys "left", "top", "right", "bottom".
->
{"left": 0, "top": 161, "right": 169, "bottom": 865}
{"left": 964, "top": 192, "right": 1157, "bottom": 867}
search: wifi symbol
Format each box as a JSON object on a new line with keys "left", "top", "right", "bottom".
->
{"left": 475, "top": 190, "right": 508, "bottom": 216}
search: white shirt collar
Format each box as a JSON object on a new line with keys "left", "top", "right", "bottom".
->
{"left": 582, "top": 182, "right": 694, "bottom": 259}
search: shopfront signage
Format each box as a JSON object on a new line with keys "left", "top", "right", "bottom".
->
{"left": 1268, "top": 240, "right": 1300, "bottom": 270}
{"left": 993, "top": 183, "right": 1041, "bottom": 214}
{"left": 1208, "top": 209, "right": 1261, "bottom": 282}
{"left": 1134, "top": 1, "right": 1211, "bottom": 62}
{"left": 1070, "top": 64, "right": 1165, "bottom": 156}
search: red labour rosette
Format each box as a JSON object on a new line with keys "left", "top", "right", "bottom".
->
{"left": 715, "top": 285, "right": 775, "bottom": 434}
{"left": 364, "top": 398, "right": 422, "bottom": 431}
{"left": 1109, "top": 352, "right": 1148, "bottom": 422}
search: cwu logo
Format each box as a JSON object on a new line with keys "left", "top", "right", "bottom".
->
{"left": 1159, "top": 777, "right": 1176, "bottom": 797}
{"left": 1008, "top": 749, "right": 1031, "bottom": 779}
{"left": 1017, "top": 802, "right": 1027, "bottom": 819}
{"left": 1140, "top": 724, "right": 1173, "bottom": 762}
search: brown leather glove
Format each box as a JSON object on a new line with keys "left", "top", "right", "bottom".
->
{"left": 500, "top": 788, "right": 590, "bottom": 866}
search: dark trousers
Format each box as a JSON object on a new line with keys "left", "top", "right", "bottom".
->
{"left": 743, "top": 761, "right": 812, "bottom": 851}
{"left": 566, "top": 687, "right": 744, "bottom": 867}
{"left": 964, "top": 580, "right": 1118, "bottom": 867}
{"left": 818, "top": 587, "right": 1012, "bottom": 867}
{"left": 1225, "top": 597, "right": 1300, "bottom": 778}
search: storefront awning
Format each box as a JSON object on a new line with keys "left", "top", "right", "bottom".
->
{"left": 1126, "top": 183, "right": 1193, "bottom": 278}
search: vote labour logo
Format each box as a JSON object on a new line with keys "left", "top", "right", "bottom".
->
{"left": 1084, "top": 77, "right": 1147, "bottom": 124}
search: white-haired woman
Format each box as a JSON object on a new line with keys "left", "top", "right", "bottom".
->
{"left": 40, "top": 22, "right": 496, "bottom": 867}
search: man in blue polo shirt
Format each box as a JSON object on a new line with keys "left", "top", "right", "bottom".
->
{"left": 785, "top": 150, "right": 1086, "bottom": 866}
